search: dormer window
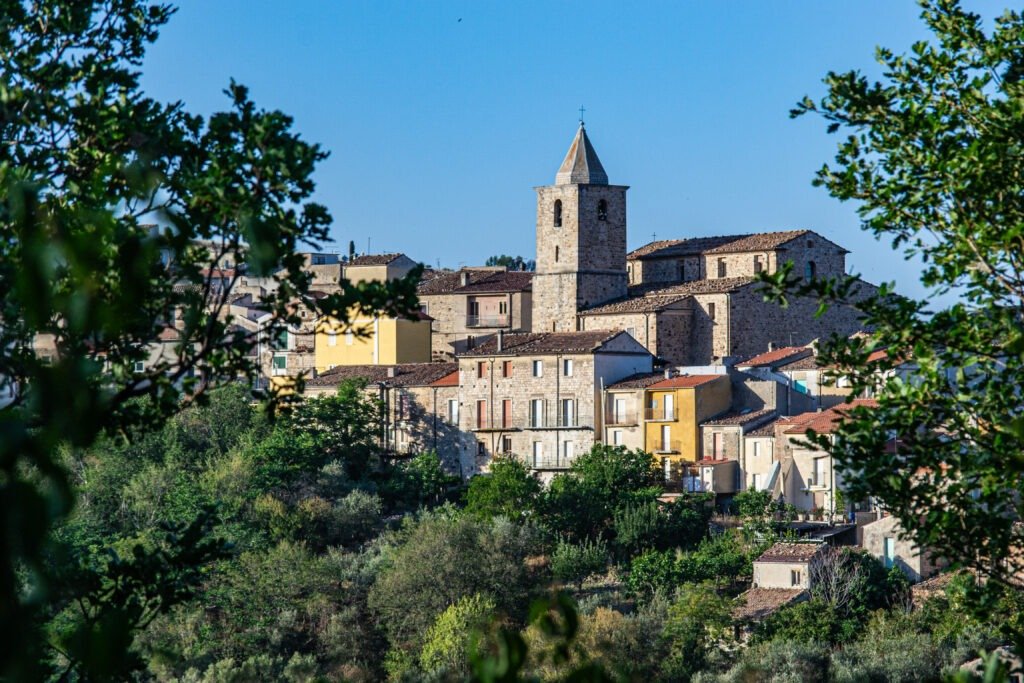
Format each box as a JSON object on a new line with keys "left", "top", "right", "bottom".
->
{"left": 554, "top": 200, "right": 563, "bottom": 227}
{"left": 597, "top": 199, "right": 608, "bottom": 221}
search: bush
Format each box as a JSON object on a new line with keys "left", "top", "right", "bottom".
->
{"left": 464, "top": 459, "right": 542, "bottom": 521}
{"left": 832, "top": 611, "right": 944, "bottom": 683}
{"left": 419, "top": 594, "right": 496, "bottom": 676}
{"left": 709, "top": 638, "right": 832, "bottom": 683}
{"left": 551, "top": 536, "right": 609, "bottom": 588}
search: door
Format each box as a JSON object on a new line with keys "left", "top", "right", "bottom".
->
{"left": 661, "top": 425, "right": 671, "bottom": 452}
{"left": 713, "top": 432, "right": 723, "bottom": 459}
{"left": 502, "top": 399, "right": 512, "bottom": 428}
{"left": 560, "top": 399, "right": 575, "bottom": 427}
{"left": 663, "top": 394, "right": 675, "bottom": 420}
{"left": 752, "top": 473, "right": 762, "bottom": 491}
{"left": 613, "top": 397, "right": 627, "bottom": 423}
{"left": 884, "top": 537, "right": 896, "bottom": 568}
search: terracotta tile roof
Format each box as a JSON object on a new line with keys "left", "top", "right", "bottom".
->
{"left": 417, "top": 268, "right": 501, "bottom": 295}
{"left": 756, "top": 542, "right": 825, "bottom": 563}
{"left": 346, "top": 253, "right": 405, "bottom": 266}
{"left": 452, "top": 271, "right": 533, "bottom": 294}
{"left": 582, "top": 294, "right": 689, "bottom": 315}
{"left": 648, "top": 374, "right": 723, "bottom": 389}
{"left": 157, "top": 327, "right": 181, "bottom": 342}
{"left": 782, "top": 399, "right": 878, "bottom": 435}
{"left": 703, "top": 408, "right": 777, "bottom": 427}
{"left": 747, "top": 417, "right": 782, "bottom": 437}
{"left": 911, "top": 570, "right": 965, "bottom": 606}
{"left": 430, "top": 370, "right": 460, "bottom": 387}
{"left": 605, "top": 372, "right": 667, "bottom": 390}
{"left": 733, "top": 588, "right": 808, "bottom": 622}
{"left": 776, "top": 354, "right": 826, "bottom": 371}
{"left": 306, "top": 362, "right": 457, "bottom": 388}
{"left": 739, "top": 346, "right": 813, "bottom": 368}
{"left": 627, "top": 230, "right": 816, "bottom": 261}
{"left": 627, "top": 277, "right": 755, "bottom": 298}
{"left": 703, "top": 230, "right": 809, "bottom": 254}
{"left": 459, "top": 330, "right": 634, "bottom": 357}
{"left": 627, "top": 235, "right": 743, "bottom": 260}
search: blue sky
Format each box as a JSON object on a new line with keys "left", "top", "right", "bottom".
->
{"left": 141, "top": 1, "right": 1008, "bottom": 302}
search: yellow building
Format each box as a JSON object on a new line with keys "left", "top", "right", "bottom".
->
{"left": 315, "top": 313, "right": 432, "bottom": 371}
{"left": 642, "top": 374, "right": 731, "bottom": 480}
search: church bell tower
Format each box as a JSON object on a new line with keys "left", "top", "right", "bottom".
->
{"left": 532, "top": 123, "right": 628, "bottom": 333}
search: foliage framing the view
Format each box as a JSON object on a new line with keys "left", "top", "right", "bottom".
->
{"left": 0, "top": 1, "right": 419, "bottom": 677}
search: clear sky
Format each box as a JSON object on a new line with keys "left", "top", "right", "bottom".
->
{"left": 140, "top": 1, "right": 1008, "bottom": 302}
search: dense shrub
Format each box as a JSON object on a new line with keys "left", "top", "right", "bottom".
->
{"left": 551, "top": 536, "right": 610, "bottom": 588}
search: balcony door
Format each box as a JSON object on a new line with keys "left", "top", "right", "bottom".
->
{"left": 661, "top": 425, "right": 671, "bottom": 452}
{"left": 613, "top": 397, "right": 627, "bottom": 423}
{"left": 663, "top": 394, "right": 674, "bottom": 420}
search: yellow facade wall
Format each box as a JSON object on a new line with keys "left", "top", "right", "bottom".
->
{"left": 314, "top": 315, "right": 431, "bottom": 371}
{"left": 642, "top": 376, "right": 731, "bottom": 466}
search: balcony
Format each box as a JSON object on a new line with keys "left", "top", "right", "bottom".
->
{"left": 645, "top": 407, "right": 677, "bottom": 421}
{"left": 604, "top": 410, "right": 638, "bottom": 426}
{"left": 472, "top": 417, "right": 517, "bottom": 432}
{"left": 466, "top": 314, "right": 510, "bottom": 328}
{"left": 526, "top": 454, "right": 576, "bottom": 470}
{"left": 527, "top": 409, "right": 594, "bottom": 430}
{"left": 653, "top": 439, "right": 683, "bottom": 454}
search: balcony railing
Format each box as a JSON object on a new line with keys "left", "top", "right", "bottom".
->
{"left": 645, "top": 408, "right": 677, "bottom": 421}
{"left": 473, "top": 417, "right": 516, "bottom": 431}
{"left": 652, "top": 439, "right": 683, "bottom": 454}
{"left": 526, "top": 454, "right": 575, "bottom": 470}
{"left": 466, "top": 314, "right": 510, "bottom": 328}
{"left": 605, "top": 410, "right": 638, "bottom": 426}
{"left": 527, "top": 409, "right": 594, "bottom": 429}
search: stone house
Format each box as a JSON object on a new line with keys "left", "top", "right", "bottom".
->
{"left": 772, "top": 400, "right": 878, "bottom": 517}
{"left": 302, "top": 362, "right": 467, "bottom": 475}
{"left": 417, "top": 268, "right": 533, "bottom": 360}
{"left": 342, "top": 252, "right": 419, "bottom": 284}
{"left": 696, "top": 408, "right": 778, "bottom": 501}
{"left": 457, "top": 330, "right": 654, "bottom": 477}
{"left": 752, "top": 541, "right": 827, "bottom": 590}
{"left": 861, "top": 514, "right": 947, "bottom": 583}
{"left": 742, "top": 417, "right": 781, "bottom": 494}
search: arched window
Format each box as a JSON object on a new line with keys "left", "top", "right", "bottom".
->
{"left": 597, "top": 199, "right": 608, "bottom": 221}
{"left": 805, "top": 261, "right": 816, "bottom": 279}
{"left": 553, "top": 200, "right": 562, "bottom": 227}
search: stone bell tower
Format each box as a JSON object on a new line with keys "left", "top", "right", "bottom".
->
{"left": 532, "top": 123, "right": 629, "bottom": 333}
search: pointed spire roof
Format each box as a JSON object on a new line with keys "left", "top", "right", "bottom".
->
{"left": 555, "top": 123, "right": 608, "bottom": 185}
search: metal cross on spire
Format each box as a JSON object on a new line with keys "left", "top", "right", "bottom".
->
{"left": 578, "top": 105, "right": 586, "bottom": 125}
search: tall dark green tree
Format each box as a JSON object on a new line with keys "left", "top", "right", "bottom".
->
{"left": 765, "top": 0, "right": 1024, "bottom": 595}
{"left": 0, "top": 1, "right": 419, "bottom": 677}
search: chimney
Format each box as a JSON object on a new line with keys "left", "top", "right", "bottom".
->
{"left": 664, "top": 367, "right": 672, "bottom": 380}
{"left": 387, "top": 367, "right": 396, "bottom": 378}
{"left": 460, "top": 271, "right": 469, "bottom": 287}
{"left": 768, "top": 342, "right": 776, "bottom": 352}
{"left": 497, "top": 329, "right": 504, "bottom": 352}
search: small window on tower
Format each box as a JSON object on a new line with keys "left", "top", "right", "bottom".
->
{"left": 554, "top": 199, "right": 563, "bottom": 227}
{"left": 597, "top": 199, "right": 608, "bottom": 221}
{"left": 708, "top": 302, "right": 716, "bottom": 321}
{"left": 555, "top": 246, "right": 559, "bottom": 263}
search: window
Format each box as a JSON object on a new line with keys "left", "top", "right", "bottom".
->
{"left": 502, "top": 360, "right": 513, "bottom": 377}
{"left": 563, "top": 359, "right": 573, "bottom": 377}
{"left": 345, "top": 331, "right": 354, "bottom": 346}
{"left": 476, "top": 400, "right": 487, "bottom": 429}
{"left": 477, "top": 361, "right": 486, "bottom": 379}
{"left": 708, "top": 302, "right": 716, "bottom": 321}
{"left": 532, "top": 441, "right": 544, "bottom": 466}
{"left": 790, "top": 569, "right": 802, "bottom": 586}
{"left": 466, "top": 335, "right": 476, "bottom": 349}
{"left": 328, "top": 330, "right": 337, "bottom": 347}
{"left": 502, "top": 436, "right": 513, "bottom": 453}
{"left": 272, "top": 355, "right": 286, "bottom": 370}
{"left": 133, "top": 360, "right": 145, "bottom": 373}
{"left": 805, "top": 261, "right": 817, "bottom": 279}
{"left": 717, "top": 258, "right": 727, "bottom": 278}
{"left": 794, "top": 379, "right": 808, "bottom": 394}
{"left": 499, "top": 301, "right": 507, "bottom": 315}
{"left": 530, "top": 399, "right": 545, "bottom": 428}
{"left": 532, "top": 360, "right": 543, "bottom": 377}
{"left": 754, "top": 255, "right": 763, "bottom": 273}
{"left": 477, "top": 442, "right": 486, "bottom": 457}
{"left": 554, "top": 245, "right": 559, "bottom": 263}
{"left": 753, "top": 441, "right": 762, "bottom": 458}
{"left": 662, "top": 457, "right": 672, "bottom": 481}
{"left": 883, "top": 537, "right": 896, "bottom": 568}
{"left": 807, "top": 239, "right": 814, "bottom": 248}
{"left": 560, "top": 399, "right": 576, "bottom": 427}
{"left": 419, "top": 303, "right": 428, "bottom": 315}
{"left": 502, "top": 399, "right": 512, "bottom": 428}
{"left": 712, "top": 432, "right": 724, "bottom": 459}
{"left": 625, "top": 326, "right": 636, "bottom": 339}
{"left": 448, "top": 399, "right": 459, "bottom": 424}
{"left": 660, "top": 425, "right": 671, "bottom": 452}
{"left": 272, "top": 328, "right": 288, "bottom": 349}
{"left": 468, "top": 300, "right": 480, "bottom": 317}
{"left": 597, "top": 199, "right": 608, "bottom": 221}
{"left": 752, "top": 473, "right": 763, "bottom": 491}
{"left": 812, "top": 457, "right": 827, "bottom": 487}
{"left": 553, "top": 199, "right": 562, "bottom": 227}
{"left": 562, "top": 440, "right": 574, "bottom": 464}
{"left": 397, "top": 393, "right": 410, "bottom": 420}
{"left": 612, "top": 430, "right": 623, "bottom": 445}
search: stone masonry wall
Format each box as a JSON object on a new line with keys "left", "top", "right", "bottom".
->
{"left": 701, "top": 425, "right": 743, "bottom": 461}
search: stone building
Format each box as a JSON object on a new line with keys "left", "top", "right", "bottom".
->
{"left": 302, "top": 362, "right": 468, "bottom": 474}
{"left": 532, "top": 124, "right": 628, "bottom": 333}
{"left": 861, "top": 515, "right": 947, "bottom": 583}
{"left": 696, "top": 408, "right": 778, "bottom": 501}
{"left": 456, "top": 330, "right": 654, "bottom": 477}
{"left": 417, "top": 268, "right": 533, "bottom": 360}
